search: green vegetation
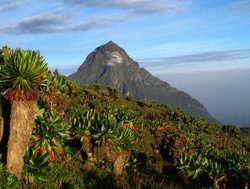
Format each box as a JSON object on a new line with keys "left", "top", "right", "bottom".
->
{"left": 0, "top": 47, "right": 249, "bottom": 188}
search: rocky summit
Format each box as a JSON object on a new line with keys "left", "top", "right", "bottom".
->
{"left": 69, "top": 41, "right": 217, "bottom": 123}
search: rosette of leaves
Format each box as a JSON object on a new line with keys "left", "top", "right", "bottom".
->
{"left": 177, "top": 151, "right": 228, "bottom": 188}
{"left": 44, "top": 69, "right": 68, "bottom": 95}
{"left": 206, "top": 160, "right": 226, "bottom": 189}
{"left": 90, "top": 106, "right": 137, "bottom": 150}
{"left": 161, "top": 128, "right": 195, "bottom": 165}
{"left": 103, "top": 105, "right": 119, "bottom": 122}
{"left": 31, "top": 111, "right": 70, "bottom": 161}
{"left": 116, "top": 107, "right": 137, "bottom": 124}
{"left": 0, "top": 49, "right": 48, "bottom": 101}
{"left": 118, "top": 108, "right": 138, "bottom": 133}
{"left": 177, "top": 153, "right": 209, "bottom": 182}
{"left": 22, "top": 148, "right": 50, "bottom": 185}
{"left": 71, "top": 109, "right": 97, "bottom": 138}
{"left": 91, "top": 112, "right": 119, "bottom": 145}
{"left": 70, "top": 109, "right": 97, "bottom": 156}
{"left": 112, "top": 127, "right": 136, "bottom": 152}
{"left": 42, "top": 71, "right": 69, "bottom": 113}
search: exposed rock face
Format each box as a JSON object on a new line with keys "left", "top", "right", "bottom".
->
{"left": 69, "top": 41, "right": 217, "bottom": 123}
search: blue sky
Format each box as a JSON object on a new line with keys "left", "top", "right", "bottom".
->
{"left": 0, "top": 0, "right": 250, "bottom": 75}
{"left": 1, "top": 0, "right": 250, "bottom": 126}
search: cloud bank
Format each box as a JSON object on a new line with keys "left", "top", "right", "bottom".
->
{"left": 0, "top": 0, "right": 187, "bottom": 34}
{"left": 139, "top": 49, "right": 250, "bottom": 67}
{"left": 0, "top": 13, "right": 131, "bottom": 34}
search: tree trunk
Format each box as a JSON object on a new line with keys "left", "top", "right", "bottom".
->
{"left": 213, "top": 176, "right": 225, "bottom": 189}
{"left": 81, "top": 135, "right": 93, "bottom": 161}
{"left": 213, "top": 178, "right": 220, "bottom": 189}
{"left": 7, "top": 100, "right": 35, "bottom": 179}
{"left": 113, "top": 152, "right": 131, "bottom": 176}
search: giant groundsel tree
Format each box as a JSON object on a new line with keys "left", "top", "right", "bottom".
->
{"left": 0, "top": 48, "right": 49, "bottom": 179}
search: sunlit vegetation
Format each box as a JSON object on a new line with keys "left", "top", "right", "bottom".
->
{"left": 0, "top": 47, "right": 249, "bottom": 188}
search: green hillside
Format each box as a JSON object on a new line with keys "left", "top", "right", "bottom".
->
{"left": 0, "top": 48, "right": 249, "bottom": 189}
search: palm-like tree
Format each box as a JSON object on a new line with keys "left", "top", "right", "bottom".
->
{"left": 0, "top": 49, "right": 49, "bottom": 179}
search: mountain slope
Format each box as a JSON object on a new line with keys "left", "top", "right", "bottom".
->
{"left": 69, "top": 41, "right": 217, "bottom": 123}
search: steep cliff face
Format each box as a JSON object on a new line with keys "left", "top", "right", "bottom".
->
{"left": 69, "top": 41, "right": 217, "bottom": 123}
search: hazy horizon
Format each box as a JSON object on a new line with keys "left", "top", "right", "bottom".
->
{"left": 158, "top": 69, "right": 250, "bottom": 127}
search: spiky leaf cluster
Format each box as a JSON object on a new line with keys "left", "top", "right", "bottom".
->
{"left": 0, "top": 49, "right": 49, "bottom": 101}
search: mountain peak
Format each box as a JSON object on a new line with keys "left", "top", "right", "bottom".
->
{"left": 96, "top": 41, "right": 123, "bottom": 53}
{"left": 107, "top": 40, "right": 116, "bottom": 46}
{"left": 90, "top": 41, "right": 133, "bottom": 66}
